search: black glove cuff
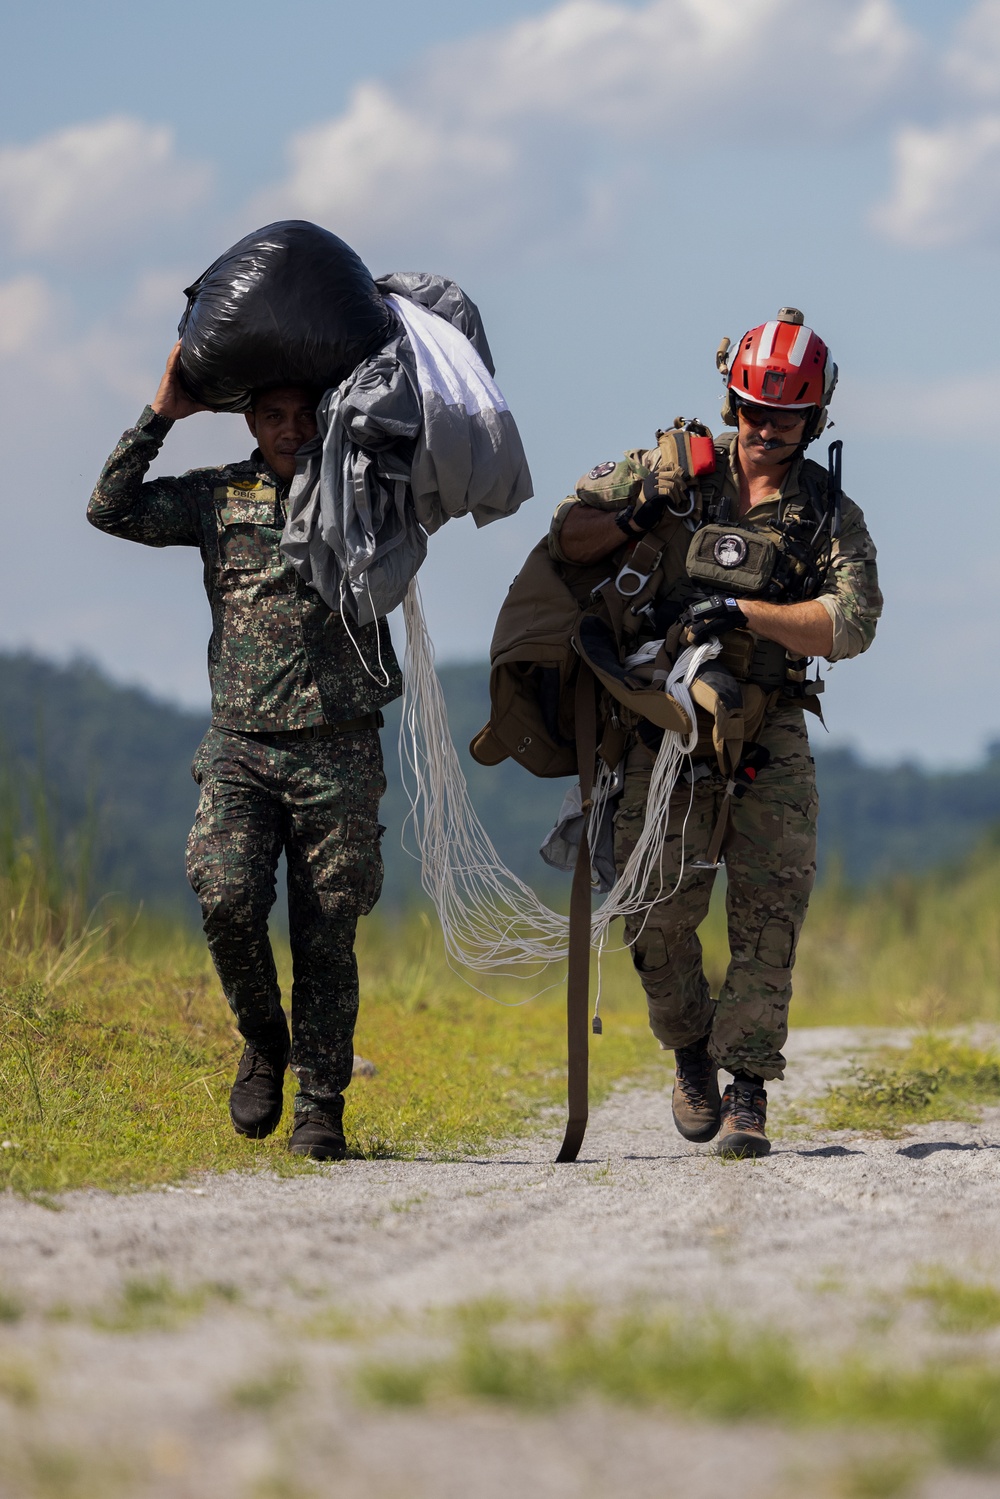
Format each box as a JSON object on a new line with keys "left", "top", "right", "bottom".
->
{"left": 628, "top": 473, "right": 673, "bottom": 532}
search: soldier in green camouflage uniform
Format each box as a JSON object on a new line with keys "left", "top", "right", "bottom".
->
{"left": 88, "top": 346, "right": 401, "bottom": 1159}
{"left": 551, "top": 311, "right": 881, "bottom": 1157}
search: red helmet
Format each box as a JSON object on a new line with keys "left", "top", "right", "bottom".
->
{"left": 720, "top": 308, "right": 837, "bottom": 434}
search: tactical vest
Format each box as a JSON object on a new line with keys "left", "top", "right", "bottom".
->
{"left": 470, "top": 432, "right": 831, "bottom": 780}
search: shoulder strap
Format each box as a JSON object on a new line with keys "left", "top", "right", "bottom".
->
{"left": 798, "top": 457, "right": 830, "bottom": 526}
{"left": 555, "top": 666, "right": 597, "bottom": 1164}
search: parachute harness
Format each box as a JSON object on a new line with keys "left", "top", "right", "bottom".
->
{"left": 399, "top": 579, "right": 719, "bottom": 990}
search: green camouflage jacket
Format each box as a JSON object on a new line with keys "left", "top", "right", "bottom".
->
{"left": 88, "top": 407, "right": 402, "bottom": 730}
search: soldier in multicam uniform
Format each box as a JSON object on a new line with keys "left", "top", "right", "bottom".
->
{"left": 88, "top": 344, "right": 401, "bottom": 1161}
{"left": 551, "top": 310, "right": 882, "bottom": 1157}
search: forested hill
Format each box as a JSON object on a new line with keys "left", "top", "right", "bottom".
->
{"left": 0, "top": 653, "right": 207, "bottom": 912}
{"left": 1, "top": 651, "right": 998, "bottom": 913}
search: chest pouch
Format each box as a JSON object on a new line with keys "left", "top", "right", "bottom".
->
{"left": 716, "top": 629, "right": 789, "bottom": 690}
{"left": 217, "top": 483, "right": 278, "bottom": 525}
{"left": 214, "top": 484, "right": 278, "bottom": 572}
{"left": 685, "top": 523, "right": 776, "bottom": 596}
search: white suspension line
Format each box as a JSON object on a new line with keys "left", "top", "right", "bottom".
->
{"left": 399, "top": 578, "right": 720, "bottom": 981}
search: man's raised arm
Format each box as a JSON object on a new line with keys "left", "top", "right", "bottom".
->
{"left": 87, "top": 343, "right": 208, "bottom": 548}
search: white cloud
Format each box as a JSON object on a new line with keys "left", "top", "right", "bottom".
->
{"left": 0, "top": 274, "right": 57, "bottom": 354}
{"left": 874, "top": 1, "right": 1000, "bottom": 250}
{"left": 275, "top": 84, "right": 518, "bottom": 253}
{"left": 0, "top": 117, "right": 211, "bottom": 258}
{"left": 125, "top": 268, "right": 191, "bottom": 322}
{"left": 257, "top": 0, "right": 918, "bottom": 258}
{"left": 837, "top": 369, "right": 1000, "bottom": 435}
{"left": 874, "top": 114, "right": 1000, "bottom": 247}
{"left": 0, "top": 262, "right": 186, "bottom": 407}
{"left": 948, "top": 0, "right": 1000, "bottom": 99}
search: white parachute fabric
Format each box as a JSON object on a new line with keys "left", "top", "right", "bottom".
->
{"left": 400, "top": 579, "right": 721, "bottom": 973}
{"left": 386, "top": 294, "right": 530, "bottom": 535}
{"left": 281, "top": 279, "right": 531, "bottom": 626}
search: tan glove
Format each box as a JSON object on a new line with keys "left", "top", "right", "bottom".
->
{"left": 627, "top": 421, "right": 716, "bottom": 531}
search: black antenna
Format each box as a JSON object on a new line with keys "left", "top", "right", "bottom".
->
{"left": 828, "top": 439, "right": 843, "bottom": 540}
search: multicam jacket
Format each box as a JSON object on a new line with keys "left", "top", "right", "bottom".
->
{"left": 550, "top": 430, "right": 882, "bottom": 662}
{"left": 88, "top": 407, "right": 402, "bottom": 730}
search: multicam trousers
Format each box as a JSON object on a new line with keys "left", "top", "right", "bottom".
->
{"left": 613, "top": 708, "right": 818, "bottom": 1080}
{"left": 186, "top": 725, "right": 386, "bottom": 1119}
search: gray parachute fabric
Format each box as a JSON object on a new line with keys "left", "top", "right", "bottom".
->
{"left": 539, "top": 781, "right": 619, "bottom": 894}
{"left": 376, "top": 271, "right": 495, "bottom": 374}
{"left": 279, "top": 326, "right": 425, "bottom": 627}
{"left": 280, "top": 273, "right": 532, "bottom": 625}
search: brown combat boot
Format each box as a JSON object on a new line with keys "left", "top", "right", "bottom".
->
{"left": 715, "top": 1075, "right": 770, "bottom": 1158}
{"left": 671, "top": 1033, "right": 722, "bottom": 1142}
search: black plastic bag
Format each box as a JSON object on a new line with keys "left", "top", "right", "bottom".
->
{"left": 177, "top": 220, "right": 394, "bottom": 412}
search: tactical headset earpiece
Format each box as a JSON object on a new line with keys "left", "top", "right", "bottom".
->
{"left": 716, "top": 337, "right": 739, "bottom": 427}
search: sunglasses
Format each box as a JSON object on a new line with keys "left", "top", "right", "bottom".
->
{"left": 736, "top": 400, "right": 808, "bottom": 433}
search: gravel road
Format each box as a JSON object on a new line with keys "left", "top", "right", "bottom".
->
{"left": 2, "top": 1026, "right": 1000, "bottom": 1499}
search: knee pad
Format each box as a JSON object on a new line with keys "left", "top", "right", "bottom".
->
{"left": 753, "top": 916, "right": 796, "bottom": 969}
{"left": 630, "top": 927, "right": 668, "bottom": 974}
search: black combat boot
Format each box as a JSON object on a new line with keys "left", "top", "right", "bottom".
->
{"left": 671, "top": 1033, "right": 722, "bottom": 1142}
{"left": 229, "top": 1018, "right": 290, "bottom": 1140}
{"left": 715, "top": 1073, "right": 770, "bottom": 1158}
{"left": 289, "top": 1108, "right": 347, "bottom": 1161}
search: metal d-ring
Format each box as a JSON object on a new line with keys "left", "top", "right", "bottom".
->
{"left": 666, "top": 487, "right": 697, "bottom": 518}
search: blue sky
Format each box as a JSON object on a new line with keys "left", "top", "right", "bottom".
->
{"left": 0, "top": 0, "right": 996, "bottom": 763}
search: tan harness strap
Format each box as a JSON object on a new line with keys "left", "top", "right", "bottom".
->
{"left": 555, "top": 665, "right": 597, "bottom": 1164}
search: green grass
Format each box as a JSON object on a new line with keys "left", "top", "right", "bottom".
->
{"left": 355, "top": 1299, "right": 1000, "bottom": 1468}
{"left": 0, "top": 1356, "right": 39, "bottom": 1407}
{"left": 815, "top": 1035, "right": 1000, "bottom": 1135}
{"left": 18, "top": 1444, "right": 131, "bottom": 1499}
{"left": 230, "top": 1361, "right": 302, "bottom": 1410}
{"left": 252, "top": 1480, "right": 316, "bottom": 1499}
{"left": 0, "top": 1286, "right": 23, "bottom": 1323}
{"left": 838, "top": 1456, "right": 919, "bottom": 1499}
{"left": 89, "top": 1274, "right": 239, "bottom": 1332}
{"left": 0, "top": 880, "right": 658, "bottom": 1193}
{"left": 791, "top": 833, "right": 1000, "bottom": 1028}
{"left": 6, "top": 809, "right": 1000, "bottom": 1194}
{"left": 908, "top": 1270, "right": 1000, "bottom": 1334}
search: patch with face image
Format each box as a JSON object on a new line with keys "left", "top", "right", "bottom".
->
{"left": 713, "top": 533, "right": 749, "bottom": 568}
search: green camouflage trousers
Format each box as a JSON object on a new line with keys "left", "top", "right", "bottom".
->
{"left": 186, "top": 725, "right": 386, "bottom": 1118}
{"left": 613, "top": 708, "right": 818, "bottom": 1080}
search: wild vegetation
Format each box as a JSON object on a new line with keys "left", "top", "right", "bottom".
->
{"left": 7, "top": 650, "right": 1000, "bottom": 912}
{"left": 815, "top": 1035, "right": 1000, "bottom": 1134}
{"left": 4, "top": 797, "right": 1000, "bottom": 1498}
{"left": 2, "top": 784, "right": 1000, "bottom": 1195}
{"left": 0, "top": 797, "right": 666, "bottom": 1192}
{"left": 9, "top": 1272, "right": 1000, "bottom": 1493}
{"left": 355, "top": 1296, "right": 1000, "bottom": 1470}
